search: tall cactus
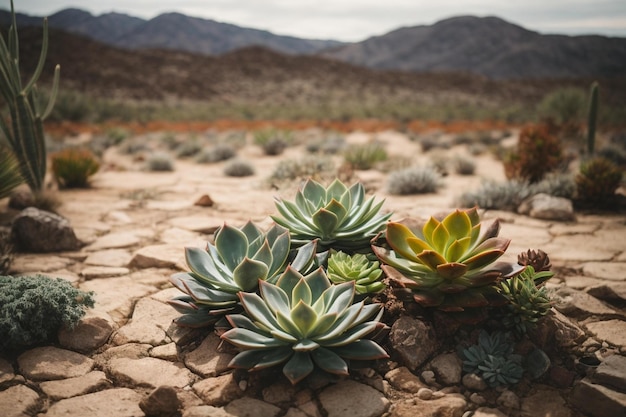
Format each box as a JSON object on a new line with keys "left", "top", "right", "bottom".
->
{"left": 0, "top": 0, "right": 60, "bottom": 193}
{"left": 586, "top": 81, "right": 598, "bottom": 156}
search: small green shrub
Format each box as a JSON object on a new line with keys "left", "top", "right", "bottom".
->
{"left": 175, "top": 140, "right": 203, "bottom": 158}
{"left": 531, "top": 173, "right": 576, "bottom": 199}
{"left": 118, "top": 138, "right": 149, "bottom": 155}
{"left": 160, "top": 132, "right": 179, "bottom": 150}
{"left": 457, "top": 180, "right": 531, "bottom": 211}
{"left": 504, "top": 125, "right": 564, "bottom": 183}
{"left": 343, "top": 142, "right": 388, "bottom": 170}
{"left": 196, "top": 144, "right": 237, "bottom": 163}
{"left": 453, "top": 155, "right": 476, "bottom": 176}
{"left": 538, "top": 87, "right": 586, "bottom": 131}
{"left": 223, "top": 159, "right": 255, "bottom": 177}
{"left": 146, "top": 152, "right": 175, "bottom": 172}
{"left": 576, "top": 157, "right": 623, "bottom": 204}
{"left": 254, "top": 129, "right": 292, "bottom": 155}
{"left": 305, "top": 135, "right": 346, "bottom": 154}
{"left": 0, "top": 147, "right": 24, "bottom": 199}
{"left": 51, "top": 148, "right": 100, "bottom": 188}
{"left": 269, "top": 155, "right": 335, "bottom": 182}
{"left": 0, "top": 275, "right": 95, "bottom": 352}
{"left": 387, "top": 166, "right": 442, "bottom": 195}
{"left": 105, "top": 128, "right": 131, "bottom": 145}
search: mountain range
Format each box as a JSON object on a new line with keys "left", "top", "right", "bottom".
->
{"left": 2, "top": 7, "right": 626, "bottom": 80}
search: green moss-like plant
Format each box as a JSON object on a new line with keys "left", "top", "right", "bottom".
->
{"left": 0, "top": 275, "right": 95, "bottom": 352}
{"left": 387, "top": 166, "right": 442, "bottom": 195}
{"left": 343, "top": 142, "right": 388, "bottom": 170}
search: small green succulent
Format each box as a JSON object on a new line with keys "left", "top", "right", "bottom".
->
{"left": 327, "top": 250, "right": 385, "bottom": 295}
{"left": 272, "top": 178, "right": 392, "bottom": 252}
{"left": 221, "top": 267, "right": 388, "bottom": 384}
{"left": 169, "top": 221, "right": 318, "bottom": 328}
{"left": 499, "top": 265, "right": 553, "bottom": 336}
{"left": 373, "top": 207, "right": 523, "bottom": 315}
{"left": 461, "top": 330, "right": 523, "bottom": 388}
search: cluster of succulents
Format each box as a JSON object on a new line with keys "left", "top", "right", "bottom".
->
{"left": 327, "top": 251, "right": 384, "bottom": 295}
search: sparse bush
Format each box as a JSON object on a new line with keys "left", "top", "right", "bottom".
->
{"left": 160, "top": 132, "right": 179, "bottom": 150}
{"left": 453, "top": 155, "right": 476, "bottom": 176}
{"left": 343, "top": 142, "right": 388, "bottom": 170}
{"left": 306, "top": 135, "right": 346, "bottom": 154}
{"left": 532, "top": 173, "right": 576, "bottom": 199}
{"left": 468, "top": 143, "right": 487, "bottom": 155}
{"left": 196, "top": 144, "right": 237, "bottom": 163}
{"left": 175, "top": 140, "right": 203, "bottom": 158}
{"left": 538, "top": 87, "right": 586, "bottom": 130}
{"left": 105, "top": 128, "right": 131, "bottom": 146}
{"left": 419, "top": 135, "right": 449, "bottom": 152}
{"left": 504, "top": 125, "right": 564, "bottom": 183}
{"left": 51, "top": 148, "right": 100, "bottom": 188}
{"left": 269, "top": 155, "right": 335, "bottom": 182}
{"left": 0, "top": 275, "right": 95, "bottom": 352}
{"left": 457, "top": 180, "right": 532, "bottom": 211}
{"left": 387, "top": 166, "right": 442, "bottom": 195}
{"left": 146, "top": 152, "right": 175, "bottom": 172}
{"left": 576, "top": 157, "right": 623, "bottom": 205}
{"left": 119, "top": 138, "right": 150, "bottom": 155}
{"left": 254, "top": 129, "right": 292, "bottom": 155}
{"left": 223, "top": 159, "right": 255, "bottom": 177}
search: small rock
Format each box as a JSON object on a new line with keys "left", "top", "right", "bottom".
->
{"left": 18, "top": 346, "right": 94, "bottom": 380}
{"left": 473, "top": 407, "right": 508, "bottom": 417}
{"left": 582, "top": 262, "right": 626, "bottom": 281}
{"left": 112, "top": 297, "right": 180, "bottom": 346}
{"left": 430, "top": 352, "right": 462, "bottom": 385}
{"left": 592, "top": 354, "right": 626, "bottom": 392}
{"left": 462, "top": 373, "right": 488, "bottom": 391}
{"left": 58, "top": 312, "right": 115, "bottom": 352}
{"left": 521, "top": 386, "right": 572, "bottom": 417}
{"left": 549, "top": 365, "right": 576, "bottom": 388}
{"left": 11, "top": 207, "right": 82, "bottom": 252}
{"left": 194, "top": 194, "right": 215, "bottom": 207}
{"left": 319, "top": 380, "right": 390, "bottom": 417}
{"left": 108, "top": 357, "right": 194, "bottom": 389}
{"left": 417, "top": 387, "right": 433, "bottom": 400}
{"left": 470, "top": 393, "right": 486, "bottom": 405}
{"left": 586, "top": 282, "right": 626, "bottom": 301}
{"left": 390, "top": 395, "right": 467, "bottom": 417}
{"left": 384, "top": 367, "right": 427, "bottom": 393}
{"left": 184, "top": 333, "right": 235, "bottom": 377}
{"left": 388, "top": 316, "right": 439, "bottom": 371}
{"left": 81, "top": 266, "right": 130, "bottom": 279}
{"left": 0, "top": 357, "right": 14, "bottom": 384}
{"left": 421, "top": 370, "right": 437, "bottom": 385}
{"left": 553, "top": 287, "right": 618, "bottom": 318}
{"left": 586, "top": 320, "right": 626, "bottom": 348}
{"left": 570, "top": 378, "right": 626, "bottom": 417}
{"left": 530, "top": 310, "right": 587, "bottom": 349}
{"left": 225, "top": 397, "right": 281, "bottom": 417}
{"left": 43, "top": 387, "right": 143, "bottom": 417}
{"left": 129, "top": 244, "right": 186, "bottom": 269}
{"left": 192, "top": 373, "right": 244, "bottom": 406}
{"left": 496, "top": 390, "right": 520, "bottom": 409}
{"left": 85, "top": 231, "right": 142, "bottom": 251}
{"left": 139, "top": 385, "right": 181, "bottom": 416}
{"left": 39, "top": 371, "right": 110, "bottom": 400}
{"left": 0, "top": 384, "right": 40, "bottom": 417}
{"left": 151, "top": 343, "right": 179, "bottom": 361}
{"left": 80, "top": 276, "right": 155, "bottom": 323}
{"left": 84, "top": 249, "right": 132, "bottom": 267}
{"left": 518, "top": 193, "right": 575, "bottom": 221}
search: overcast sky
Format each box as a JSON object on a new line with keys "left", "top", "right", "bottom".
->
{"left": 12, "top": 0, "right": 626, "bottom": 41}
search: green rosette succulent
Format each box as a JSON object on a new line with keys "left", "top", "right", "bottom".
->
{"left": 373, "top": 207, "right": 523, "bottom": 314}
{"left": 221, "top": 266, "right": 389, "bottom": 384}
{"left": 327, "top": 250, "right": 385, "bottom": 295}
{"left": 169, "top": 221, "right": 318, "bottom": 328}
{"left": 272, "top": 178, "right": 392, "bottom": 252}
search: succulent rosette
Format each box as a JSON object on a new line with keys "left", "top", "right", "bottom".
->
{"left": 327, "top": 250, "right": 385, "bottom": 295}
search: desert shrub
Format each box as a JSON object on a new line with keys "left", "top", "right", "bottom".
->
{"left": 576, "top": 157, "right": 623, "bottom": 205}
{"left": 46, "top": 89, "right": 91, "bottom": 122}
{"left": 175, "top": 140, "right": 203, "bottom": 158}
{"left": 0, "top": 275, "right": 95, "bottom": 352}
{"left": 419, "top": 135, "right": 450, "bottom": 152}
{"left": 468, "top": 143, "right": 487, "bottom": 155}
{"left": 306, "top": 135, "right": 346, "bottom": 154}
{"left": 531, "top": 173, "right": 576, "bottom": 199}
{"left": 223, "top": 159, "right": 255, "bottom": 177}
{"left": 160, "top": 132, "right": 179, "bottom": 150}
{"left": 254, "top": 129, "right": 292, "bottom": 155}
{"left": 269, "top": 155, "right": 335, "bottom": 182}
{"left": 105, "top": 128, "right": 131, "bottom": 146}
{"left": 387, "top": 166, "right": 442, "bottom": 195}
{"left": 596, "top": 144, "right": 626, "bottom": 168}
{"left": 51, "top": 148, "right": 100, "bottom": 188}
{"left": 119, "top": 138, "right": 150, "bottom": 155}
{"left": 146, "top": 152, "right": 175, "bottom": 172}
{"left": 457, "top": 180, "right": 532, "bottom": 211}
{"left": 0, "top": 147, "right": 24, "bottom": 199}
{"left": 196, "top": 144, "right": 237, "bottom": 163}
{"left": 343, "top": 142, "right": 388, "bottom": 170}
{"left": 453, "top": 155, "right": 476, "bottom": 176}
{"left": 538, "top": 87, "right": 586, "bottom": 129}
{"left": 504, "top": 125, "right": 564, "bottom": 183}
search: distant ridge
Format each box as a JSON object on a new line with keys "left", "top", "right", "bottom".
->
{"left": 2, "top": 9, "right": 626, "bottom": 79}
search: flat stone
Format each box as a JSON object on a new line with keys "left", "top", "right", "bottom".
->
{"left": 549, "top": 222, "right": 599, "bottom": 236}
{"left": 112, "top": 297, "right": 180, "bottom": 346}
{"left": 108, "top": 357, "right": 194, "bottom": 389}
{"left": 462, "top": 373, "right": 488, "bottom": 391}
{"left": 168, "top": 216, "right": 222, "bottom": 234}
{"left": 43, "top": 388, "right": 143, "bottom": 417}
{"left": 388, "top": 316, "right": 439, "bottom": 371}
{"left": 81, "top": 266, "right": 130, "bottom": 279}
{"left": 530, "top": 310, "right": 587, "bottom": 349}
{"left": 18, "top": 346, "right": 94, "bottom": 381}
{"left": 0, "top": 384, "right": 40, "bottom": 417}
{"left": 586, "top": 282, "right": 626, "bottom": 301}
{"left": 139, "top": 385, "right": 181, "bottom": 416}
{"left": 384, "top": 367, "right": 428, "bottom": 393}
{"left": 84, "top": 231, "right": 143, "bottom": 251}
{"left": 84, "top": 249, "right": 132, "bottom": 267}
{"left": 192, "top": 373, "right": 244, "bottom": 406}
{"left": 262, "top": 381, "right": 296, "bottom": 404}
{"left": 586, "top": 320, "right": 626, "bottom": 348}
{"left": 541, "top": 234, "right": 618, "bottom": 262}
{"left": 184, "top": 333, "right": 235, "bottom": 378}
{"left": 93, "top": 343, "right": 152, "bottom": 368}
{"left": 570, "top": 378, "right": 626, "bottom": 417}
{"left": 319, "top": 380, "right": 390, "bottom": 417}
{"left": 146, "top": 200, "right": 193, "bottom": 211}
{"left": 498, "top": 222, "right": 552, "bottom": 258}
{"left": 518, "top": 193, "right": 575, "bottom": 221}
{"left": 130, "top": 268, "right": 176, "bottom": 287}
{"left": 521, "top": 386, "right": 571, "bottom": 417}
{"left": 563, "top": 275, "right": 605, "bottom": 290}
{"left": 10, "top": 254, "right": 72, "bottom": 273}
{"left": 183, "top": 405, "right": 235, "bottom": 417}
{"left": 224, "top": 397, "right": 281, "bottom": 417}
{"left": 160, "top": 227, "right": 204, "bottom": 245}
{"left": 39, "top": 371, "right": 110, "bottom": 400}
{"left": 151, "top": 342, "right": 179, "bottom": 361}
{"left": 389, "top": 395, "right": 467, "bottom": 417}
{"left": 129, "top": 244, "right": 187, "bottom": 269}
{"left": 553, "top": 287, "right": 618, "bottom": 318}
{"left": 0, "top": 357, "right": 14, "bottom": 384}
{"left": 581, "top": 262, "right": 626, "bottom": 281}
{"left": 430, "top": 352, "right": 462, "bottom": 385}
{"left": 79, "top": 276, "right": 155, "bottom": 323}
{"left": 58, "top": 310, "right": 116, "bottom": 352}
{"left": 593, "top": 354, "right": 626, "bottom": 391}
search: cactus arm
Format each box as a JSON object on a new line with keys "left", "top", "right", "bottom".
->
{"left": 41, "top": 65, "right": 60, "bottom": 120}
{"left": 23, "top": 18, "right": 49, "bottom": 93}
{"left": 8, "top": 0, "right": 18, "bottom": 64}
{"left": 11, "top": 94, "right": 42, "bottom": 191}
{"left": 586, "top": 81, "right": 598, "bottom": 156}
